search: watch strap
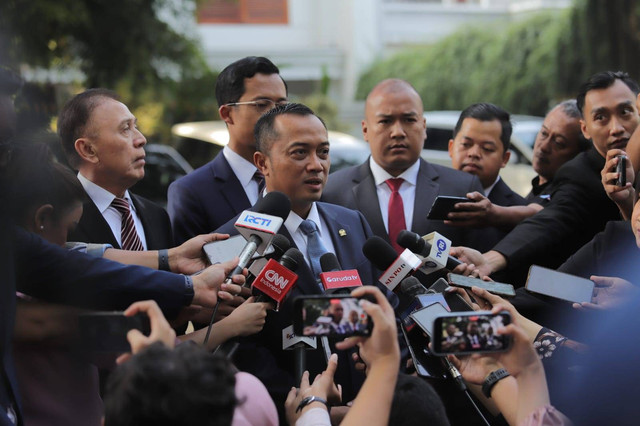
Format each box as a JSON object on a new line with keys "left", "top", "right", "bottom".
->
{"left": 296, "top": 396, "right": 329, "bottom": 413}
{"left": 482, "top": 368, "right": 510, "bottom": 398}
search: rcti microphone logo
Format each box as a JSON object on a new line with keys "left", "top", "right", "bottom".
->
{"left": 243, "top": 214, "right": 272, "bottom": 227}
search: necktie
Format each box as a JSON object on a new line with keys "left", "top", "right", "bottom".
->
{"left": 253, "top": 170, "right": 265, "bottom": 194}
{"left": 111, "top": 197, "right": 144, "bottom": 251}
{"left": 386, "top": 178, "right": 407, "bottom": 254}
{"left": 299, "top": 219, "right": 328, "bottom": 281}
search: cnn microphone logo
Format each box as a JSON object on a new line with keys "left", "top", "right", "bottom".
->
{"left": 265, "top": 269, "right": 289, "bottom": 289}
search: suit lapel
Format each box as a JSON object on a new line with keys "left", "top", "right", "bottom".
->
{"left": 77, "top": 199, "right": 120, "bottom": 248}
{"left": 318, "top": 203, "right": 351, "bottom": 263}
{"left": 131, "top": 194, "right": 156, "bottom": 249}
{"left": 411, "top": 159, "right": 440, "bottom": 235}
{"left": 351, "top": 162, "right": 388, "bottom": 242}
{"left": 213, "top": 153, "right": 252, "bottom": 214}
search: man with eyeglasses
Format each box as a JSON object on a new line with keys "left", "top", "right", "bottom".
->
{"left": 168, "top": 56, "right": 288, "bottom": 244}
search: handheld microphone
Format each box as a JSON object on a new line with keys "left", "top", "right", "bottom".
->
{"left": 397, "top": 230, "right": 460, "bottom": 271}
{"left": 362, "top": 236, "right": 422, "bottom": 292}
{"left": 224, "top": 191, "right": 291, "bottom": 285}
{"left": 246, "top": 234, "right": 291, "bottom": 286}
{"left": 319, "top": 253, "right": 363, "bottom": 294}
{"left": 252, "top": 248, "right": 303, "bottom": 310}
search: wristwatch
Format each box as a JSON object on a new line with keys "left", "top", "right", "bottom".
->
{"left": 296, "top": 396, "right": 329, "bottom": 413}
{"left": 482, "top": 368, "right": 510, "bottom": 398}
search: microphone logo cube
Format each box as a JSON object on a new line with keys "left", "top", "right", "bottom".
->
{"left": 253, "top": 258, "right": 298, "bottom": 308}
{"left": 235, "top": 211, "right": 284, "bottom": 254}
{"left": 320, "top": 270, "right": 362, "bottom": 291}
{"left": 378, "top": 249, "right": 422, "bottom": 291}
{"left": 420, "top": 232, "right": 451, "bottom": 275}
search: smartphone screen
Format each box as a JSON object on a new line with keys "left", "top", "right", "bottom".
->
{"left": 427, "top": 196, "right": 471, "bottom": 220}
{"left": 431, "top": 311, "right": 511, "bottom": 355}
{"left": 410, "top": 302, "right": 449, "bottom": 336}
{"left": 294, "top": 295, "right": 372, "bottom": 337}
{"left": 448, "top": 273, "right": 516, "bottom": 298}
{"left": 203, "top": 235, "right": 274, "bottom": 265}
{"left": 525, "top": 265, "right": 594, "bottom": 304}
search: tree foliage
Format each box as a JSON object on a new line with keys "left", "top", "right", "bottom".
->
{"left": 357, "top": 0, "right": 640, "bottom": 116}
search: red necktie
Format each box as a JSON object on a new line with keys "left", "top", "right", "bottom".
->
{"left": 111, "top": 197, "right": 144, "bottom": 251}
{"left": 385, "top": 178, "right": 406, "bottom": 254}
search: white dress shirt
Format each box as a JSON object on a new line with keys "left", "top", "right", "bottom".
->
{"left": 223, "top": 145, "right": 261, "bottom": 205}
{"left": 77, "top": 173, "right": 148, "bottom": 249}
{"left": 484, "top": 175, "right": 501, "bottom": 198}
{"left": 369, "top": 157, "right": 420, "bottom": 233}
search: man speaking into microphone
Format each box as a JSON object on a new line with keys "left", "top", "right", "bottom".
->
{"left": 215, "top": 103, "right": 384, "bottom": 417}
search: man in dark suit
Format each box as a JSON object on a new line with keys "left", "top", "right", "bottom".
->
{"left": 216, "top": 103, "right": 384, "bottom": 417}
{"left": 323, "top": 79, "right": 485, "bottom": 253}
{"left": 58, "top": 89, "right": 173, "bottom": 250}
{"left": 454, "top": 71, "right": 640, "bottom": 284}
{"left": 446, "top": 103, "right": 527, "bottom": 252}
{"left": 168, "top": 57, "right": 288, "bottom": 244}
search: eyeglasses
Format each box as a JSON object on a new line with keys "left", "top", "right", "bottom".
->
{"left": 224, "top": 99, "right": 288, "bottom": 113}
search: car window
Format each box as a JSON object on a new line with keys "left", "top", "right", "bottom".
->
{"left": 425, "top": 128, "right": 452, "bottom": 151}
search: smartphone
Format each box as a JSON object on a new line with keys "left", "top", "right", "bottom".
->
{"left": 448, "top": 273, "right": 516, "bottom": 298}
{"left": 427, "top": 196, "right": 471, "bottom": 220}
{"left": 293, "top": 295, "right": 373, "bottom": 337}
{"left": 616, "top": 155, "right": 627, "bottom": 187}
{"left": 525, "top": 265, "right": 594, "bottom": 304}
{"left": 428, "top": 277, "right": 474, "bottom": 312}
{"left": 410, "top": 302, "right": 449, "bottom": 337}
{"left": 400, "top": 323, "right": 447, "bottom": 379}
{"left": 431, "top": 311, "right": 511, "bottom": 355}
{"left": 203, "top": 235, "right": 274, "bottom": 265}
{"left": 79, "top": 312, "right": 151, "bottom": 352}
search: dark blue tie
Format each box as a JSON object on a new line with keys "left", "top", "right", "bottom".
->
{"left": 299, "top": 219, "right": 328, "bottom": 281}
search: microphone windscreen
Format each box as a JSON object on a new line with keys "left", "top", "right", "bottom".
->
{"left": 400, "top": 276, "right": 429, "bottom": 298}
{"left": 397, "top": 230, "right": 426, "bottom": 254}
{"left": 362, "top": 236, "right": 398, "bottom": 270}
{"left": 320, "top": 252, "right": 342, "bottom": 273}
{"left": 281, "top": 248, "right": 304, "bottom": 272}
{"left": 254, "top": 191, "right": 291, "bottom": 219}
{"left": 270, "top": 234, "right": 291, "bottom": 258}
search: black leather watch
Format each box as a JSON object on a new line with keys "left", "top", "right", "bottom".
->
{"left": 482, "top": 368, "right": 510, "bottom": 398}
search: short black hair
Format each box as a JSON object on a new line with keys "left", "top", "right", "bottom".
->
{"left": 553, "top": 99, "right": 590, "bottom": 152}
{"left": 576, "top": 71, "right": 640, "bottom": 114}
{"left": 215, "top": 56, "right": 287, "bottom": 107}
{"left": 388, "top": 374, "right": 450, "bottom": 426}
{"left": 57, "top": 88, "right": 119, "bottom": 169}
{"left": 453, "top": 102, "right": 512, "bottom": 152}
{"left": 104, "top": 342, "right": 237, "bottom": 426}
{"left": 254, "top": 102, "right": 326, "bottom": 153}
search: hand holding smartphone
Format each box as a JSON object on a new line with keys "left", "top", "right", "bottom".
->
{"left": 448, "top": 273, "right": 516, "bottom": 298}
{"left": 427, "top": 196, "right": 471, "bottom": 220}
{"left": 79, "top": 312, "right": 151, "bottom": 352}
{"left": 431, "top": 311, "right": 512, "bottom": 355}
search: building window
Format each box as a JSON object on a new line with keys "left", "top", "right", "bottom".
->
{"left": 198, "top": 0, "right": 288, "bottom": 24}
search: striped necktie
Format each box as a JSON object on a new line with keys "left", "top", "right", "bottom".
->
{"left": 111, "top": 197, "right": 144, "bottom": 251}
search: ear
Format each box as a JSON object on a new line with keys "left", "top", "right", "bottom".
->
{"left": 361, "top": 119, "right": 368, "bottom": 142}
{"left": 447, "top": 138, "right": 455, "bottom": 158}
{"left": 254, "top": 151, "right": 268, "bottom": 176}
{"left": 580, "top": 119, "right": 591, "bottom": 141}
{"left": 75, "top": 138, "right": 99, "bottom": 164}
{"left": 501, "top": 149, "right": 511, "bottom": 168}
{"left": 34, "top": 204, "right": 55, "bottom": 230}
{"left": 219, "top": 104, "right": 234, "bottom": 126}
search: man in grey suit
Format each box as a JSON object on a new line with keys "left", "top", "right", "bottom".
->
{"left": 323, "top": 79, "right": 485, "bottom": 252}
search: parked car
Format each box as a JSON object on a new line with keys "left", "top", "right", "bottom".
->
{"left": 422, "top": 111, "right": 542, "bottom": 195}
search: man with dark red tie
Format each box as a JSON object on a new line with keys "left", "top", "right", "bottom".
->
{"left": 58, "top": 89, "right": 173, "bottom": 251}
{"left": 323, "top": 79, "right": 486, "bottom": 251}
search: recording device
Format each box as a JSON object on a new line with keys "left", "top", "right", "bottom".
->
{"left": 221, "top": 191, "right": 290, "bottom": 287}
{"left": 427, "top": 196, "right": 471, "bottom": 220}
{"left": 525, "top": 265, "right": 594, "bottom": 304}
{"left": 251, "top": 248, "right": 303, "bottom": 310}
{"left": 246, "top": 234, "right": 292, "bottom": 286}
{"left": 429, "top": 278, "right": 474, "bottom": 312}
{"left": 616, "top": 155, "right": 627, "bottom": 187}
{"left": 397, "top": 230, "right": 461, "bottom": 271}
{"left": 79, "top": 312, "right": 150, "bottom": 352}
{"left": 363, "top": 236, "right": 422, "bottom": 292}
{"left": 447, "top": 273, "right": 516, "bottom": 298}
{"left": 319, "top": 252, "right": 363, "bottom": 294}
{"left": 410, "top": 302, "right": 449, "bottom": 336}
{"left": 293, "top": 294, "right": 373, "bottom": 337}
{"left": 431, "top": 311, "right": 512, "bottom": 355}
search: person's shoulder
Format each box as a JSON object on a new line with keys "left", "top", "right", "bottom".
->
{"left": 325, "top": 161, "right": 367, "bottom": 186}
{"left": 317, "top": 200, "right": 361, "bottom": 217}
{"left": 130, "top": 192, "right": 167, "bottom": 213}
{"left": 427, "top": 161, "right": 475, "bottom": 182}
{"left": 170, "top": 152, "right": 225, "bottom": 188}
{"left": 554, "top": 149, "right": 598, "bottom": 180}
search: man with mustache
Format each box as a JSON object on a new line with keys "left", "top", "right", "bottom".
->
{"left": 323, "top": 79, "right": 486, "bottom": 253}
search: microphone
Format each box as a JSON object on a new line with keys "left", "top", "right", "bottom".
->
{"left": 223, "top": 191, "right": 291, "bottom": 285}
{"left": 401, "top": 276, "right": 431, "bottom": 298}
{"left": 251, "top": 248, "right": 303, "bottom": 311}
{"left": 246, "top": 234, "right": 291, "bottom": 286}
{"left": 319, "top": 253, "right": 363, "bottom": 294}
{"left": 397, "top": 230, "right": 460, "bottom": 272}
{"left": 362, "top": 236, "right": 422, "bottom": 292}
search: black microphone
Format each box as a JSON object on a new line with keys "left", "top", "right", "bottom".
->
{"left": 223, "top": 191, "right": 291, "bottom": 285}
{"left": 320, "top": 252, "right": 342, "bottom": 272}
{"left": 397, "top": 230, "right": 462, "bottom": 270}
{"left": 318, "top": 252, "right": 363, "bottom": 294}
{"left": 363, "top": 236, "right": 424, "bottom": 292}
{"left": 400, "top": 276, "right": 432, "bottom": 298}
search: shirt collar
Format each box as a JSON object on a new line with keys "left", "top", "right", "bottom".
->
{"left": 285, "top": 202, "right": 324, "bottom": 237}
{"left": 369, "top": 156, "right": 420, "bottom": 187}
{"left": 77, "top": 173, "right": 136, "bottom": 213}
{"left": 223, "top": 145, "right": 258, "bottom": 187}
{"left": 484, "top": 175, "right": 501, "bottom": 197}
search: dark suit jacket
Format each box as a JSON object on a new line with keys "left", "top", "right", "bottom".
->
{"left": 322, "top": 158, "right": 487, "bottom": 249}
{"left": 70, "top": 192, "right": 173, "bottom": 250}
{"left": 467, "top": 178, "right": 527, "bottom": 253}
{"left": 215, "top": 202, "right": 382, "bottom": 409}
{"left": 168, "top": 152, "right": 251, "bottom": 245}
{"left": 493, "top": 147, "right": 621, "bottom": 282}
